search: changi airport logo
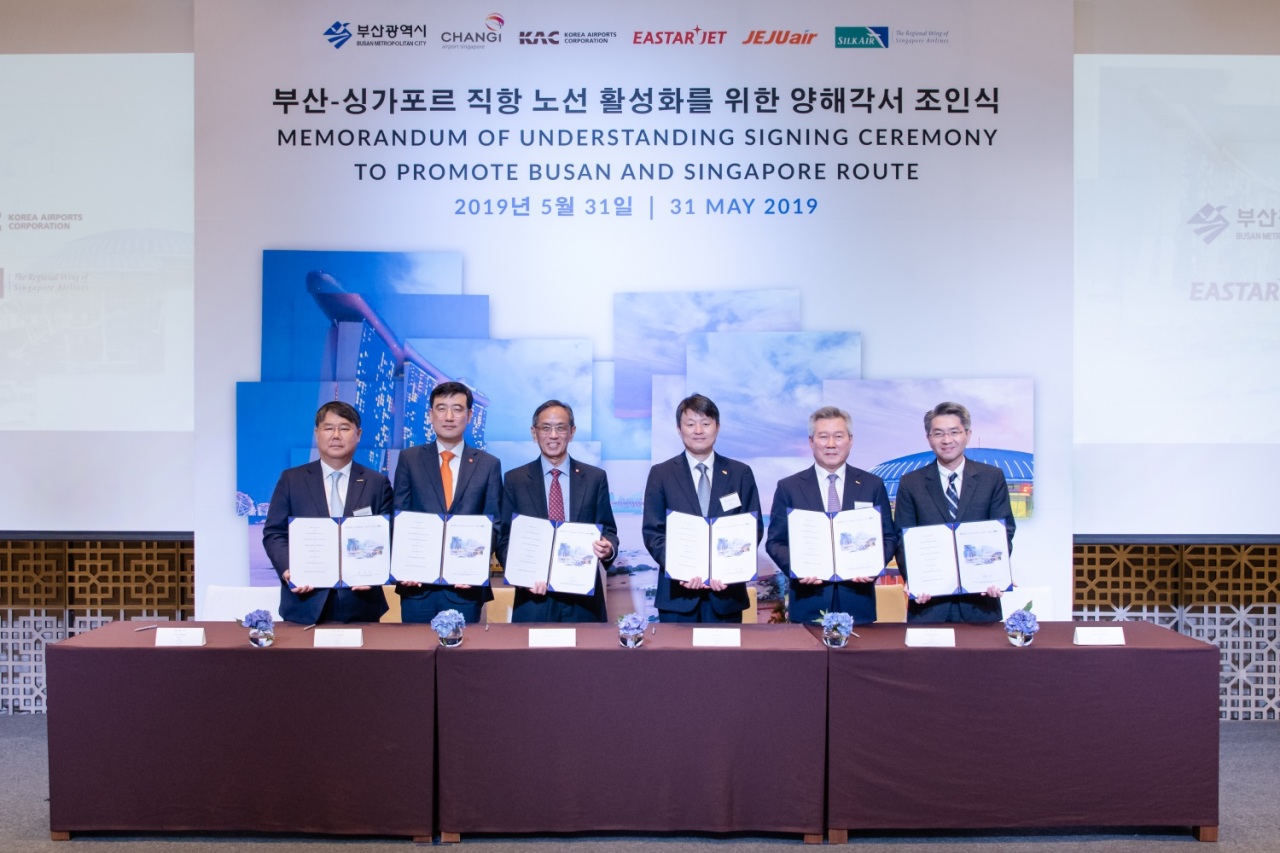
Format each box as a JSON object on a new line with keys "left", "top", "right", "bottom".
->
{"left": 742, "top": 29, "right": 818, "bottom": 46}
{"left": 1187, "top": 203, "right": 1231, "bottom": 244}
{"left": 442, "top": 12, "right": 504, "bottom": 48}
{"left": 633, "top": 25, "right": 728, "bottom": 45}
{"left": 323, "top": 21, "right": 352, "bottom": 49}
{"left": 835, "top": 26, "right": 889, "bottom": 48}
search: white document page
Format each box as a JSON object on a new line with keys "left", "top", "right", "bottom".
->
{"left": 691, "top": 628, "right": 741, "bottom": 647}
{"left": 390, "top": 511, "right": 446, "bottom": 584}
{"left": 439, "top": 515, "right": 493, "bottom": 586}
{"left": 664, "top": 511, "right": 711, "bottom": 583}
{"left": 547, "top": 522, "right": 602, "bottom": 596}
{"left": 154, "top": 627, "right": 206, "bottom": 647}
{"left": 314, "top": 628, "right": 363, "bottom": 648}
{"left": 338, "top": 515, "right": 392, "bottom": 587}
{"left": 954, "top": 520, "right": 1012, "bottom": 593}
{"left": 904, "top": 628, "right": 956, "bottom": 648}
{"left": 1074, "top": 626, "right": 1126, "bottom": 646}
{"left": 831, "top": 507, "right": 886, "bottom": 581}
{"left": 502, "top": 514, "right": 555, "bottom": 589}
{"left": 528, "top": 628, "right": 577, "bottom": 648}
{"left": 288, "top": 516, "right": 340, "bottom": 588}
{"left": 902, "top": 524, "right": 960, "bottom": 598}
{"left": 786, "top": 508, "right": 835, "bottom": 579}
{"left": 709, "top": 513, "right": 759, "bottom": 584}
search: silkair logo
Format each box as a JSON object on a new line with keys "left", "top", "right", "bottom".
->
{"left": 519, "top": 31, "right": 560, "bottom": 45}
{"left": 835, "top": 26, "right": 889, "bottom": 48}
{"left": 324, "top": 21, "right": 353, "bottom": 49}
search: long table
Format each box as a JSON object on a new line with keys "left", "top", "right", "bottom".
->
{"left": 434, "top": 623, "right": 828, "bottom": 840}
{"left": 46, "top": 621, "right": 436, "bottom": 840}
{"left": 826, "top": 621, "right": 1220, "bottom": 842}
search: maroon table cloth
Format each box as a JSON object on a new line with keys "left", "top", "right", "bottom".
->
{"left": 435, "top": 623, "right": 828, "bottom": 836}
{"left": 826, "top": 620, "right": 1219, "bottom": 833}
{"left": 47, "top": 621, "right": 436, "bottom": 838}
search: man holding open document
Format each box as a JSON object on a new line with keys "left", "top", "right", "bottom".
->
{"left": 766, "top": 406, "right": 897, "bottom": 626}
{"left": 497, "top": 400, "right": 618, "bottom": 623}
{"left": 642, "top": 394, "right": 763, "bottom": 623}
{"left": 894, "top": 401, "right": 1016, "bottom": 624}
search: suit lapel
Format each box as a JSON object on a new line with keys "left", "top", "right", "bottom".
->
{"left": 923, "top": 464, "right": 951, "bottom": 520}
{"left": 841, "top": 464, "right": 865, "bottom": 511}
{"left": 956, "top": 458, "right": 979, "bottom": 520}
{"left": 799, "top": 466, "right": 826, "bottom": 511}
{"left": 420, "top": 443, "right": 447, "bottom": 511}
{"left": 344, "top": 463, "right": 367, "bottom": 517}
{"left": 708, "top": 454, "right": 738, "bottom": 517}
{"left": 525, "top": 460, "right": 550, "bottom": 518}
{"left": 567, "top": 458, "right": 586, "bottom": 522}
{"left": 673, "top": 455, "right": 703, "bottom": 515}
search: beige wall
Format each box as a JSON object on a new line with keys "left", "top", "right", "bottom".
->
{"left": 0, "top": 0, "right": 192, "bottom": 52}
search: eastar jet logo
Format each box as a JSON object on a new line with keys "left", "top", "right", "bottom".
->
{"left": 633, "top": 26, "right": 727, "bottom": 45}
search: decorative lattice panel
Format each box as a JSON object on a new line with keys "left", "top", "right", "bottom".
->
{"left": 65, "top": 541, "right": 184, "bottom": 613}
{"left": 0, "top": 610, "right": 65, "bottom": 713}
{"left": 1182, "top": 545, "right": 1280, "bottom": 607}
{"left": 1071, "top": 605, "right": 1181, "bottom": 631}
{"left": 1074, "top": 544, "right": 1181, "bottom": 608}
{"left": 1183, "top": 605, "right": 1280, "bottom": 721}
{"left": 0, "top": 540, "right": 67, "bottom": 609}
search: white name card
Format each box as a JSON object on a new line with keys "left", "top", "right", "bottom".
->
{"left": 528, "top": 628, "right": 577, "bottom": 648}
{"left": 154, "top": 628, "right": 205, "bottom": 647}
{"left": 1073, "top": 626, "right": 1126, "bottom": 646}
{"left": 904, "top": 628, "right": 956, "bottom": 648}
{"left": 314, "top": 628, "right": 364, "bottom": 648}
{"left": 691, "top": 628, "right": 741, "bottom": 647}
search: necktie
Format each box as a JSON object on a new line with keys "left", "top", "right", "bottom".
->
{"left": 827, "top": 473, "right": 841, "bottom": 513}
{"left": 548, "top": 469, "right": 565, "bottom": 522}
{"left": 440, "top": 450, "right": 455, "bottom": 511}
{"left": 946, "top": 472, "right": 959, "bottom": 521}
{"left": 696, "top": 462, "right": 710, "bottom": 516}
{"left": 328, "top": 471, "right": 344, "bottom": 517}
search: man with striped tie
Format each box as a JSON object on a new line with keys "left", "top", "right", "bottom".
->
{"left": 894, "top": 401, "right": 1016, "bottom": 623}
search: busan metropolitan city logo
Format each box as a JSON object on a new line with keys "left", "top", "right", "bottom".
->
{"left": 1188, "top": 203, "right": 1230, "bottom": 244}
{"left": 324, "top": 21, "right": 353, "bottom": 49}
{"left": 835, "top": 26, "right": 889, "bottom": 48}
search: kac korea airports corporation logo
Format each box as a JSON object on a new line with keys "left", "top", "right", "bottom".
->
{"left": 324, "top": 21, "right": 353, "bottom": 49}
{"left": 835, "top": 26, "right": 889, "bottom": 48}
{"left": 1188, "top": 203, "right": 1230, "bottom": 244}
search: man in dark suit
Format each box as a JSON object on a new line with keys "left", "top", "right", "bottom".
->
{"left": 262, "top": 401, "right": 393, "bottom": 624}
{"left": 496, "top": 400, "right": 619, "bottom": 623}
{"left": 393, "top": 380, "right": 502, "bottom": 624}
{"left": 766, "top": 406, "right": 897, "bottom": 626}
{"left": 894, "top": 401, "right": 1016, "bottom": 623}
{"left": 642, "top": 394, "right": 763, "bottom": 623}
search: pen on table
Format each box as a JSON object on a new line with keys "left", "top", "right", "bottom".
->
{"left": 302, "top": 623, "right": 317, "bottom": 631}
{"left": 133, "top": 624, "right": 159, "bottom": 632}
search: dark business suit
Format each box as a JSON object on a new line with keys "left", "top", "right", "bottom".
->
{"left": 262, "top": 460, "right": 393, "bottom": 624}
{"left": 642, "top": 452, "right": 763, "bottom": 622}
{"left": 766, "top": 464, "right": 897, "bottom": 626}
{"left": 393, "top": 441, "right": 502, "bottom": 623}
{"left": 496, "top": 457, "right": 619, "bottom": 623}
{"left": 894, "top": 457, "right": 1016, "bottom": 624}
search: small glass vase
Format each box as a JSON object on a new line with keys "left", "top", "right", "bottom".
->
{"left": 822, "top": 629, "right": 849, "bottom": 649}
{"left": 437, "top": 629, "right": 464, "bottom": 648}
{"left": 1006, "top": 630, "right": 1034, "bottom": 647}
{"left": 248, "top": 629, "right": 274, "bottom": 648}
{"left": 619, "top": 631, "right": 645, "bottom": 649}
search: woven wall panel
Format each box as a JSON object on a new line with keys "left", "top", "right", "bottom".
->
{"left": 0, "top": 541, "right": 67, "bottom": 608}
{"left": 1073, "top": 544, "right": 1181, "bottom": 608}
{"left": 1182, "top": 545, "right": 1280, "bottom": 606}
{"left": 65, "top": 542, "right": 184, "bottom": 612}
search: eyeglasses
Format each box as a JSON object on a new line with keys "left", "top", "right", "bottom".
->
{"left": 318, "top": 424, "right": 355, "bottom": 436}
{"left": 536, "top": 424, "right": 571, "bottom": 435}
{"left": 928, "top": 428, "right": 967, "bottom": 439}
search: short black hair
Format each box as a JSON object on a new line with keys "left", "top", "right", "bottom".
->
{"left": 430, "top": 380, "right": 474, "bottom": 410}
{"left": 675, "top": 393, "right": 719, "bottom": 426}
{"left": 531, "top": 399, "right": 575, "bottom": 428}
{"left": 315, "top": 400, "right": 361, "bottom": 429}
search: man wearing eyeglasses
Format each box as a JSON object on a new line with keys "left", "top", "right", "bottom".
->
{"left": 262, "top": 401, "right": 393, "bottom": 624}
{"left": 394, "top": 380, "right": 503, "bottom": 624}
{"left": 894, "top": 401, "right": 1016, "bottom": 623}
{"left": 495, "top": 400, "right": 619, "bottom": 622}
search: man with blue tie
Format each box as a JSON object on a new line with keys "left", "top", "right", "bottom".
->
{"left": 765, "top": 406, "right": 897, "bottom": 626}
{"left": 393, "top": 381, "right": 502, "bottom": 624}
{"left": 642, "top": 393, "right": 763, "bottom": 623}
{"left": 496, "top": 400, "right": 619, "bottom": 622}
{"left": 894, "top": 401, "right": 1016, "bottom": 623}
{"left": 262, "top": 401, "right": 393, "bottom": 624}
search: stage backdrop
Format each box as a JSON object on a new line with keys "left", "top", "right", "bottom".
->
{"left": 195, "top": 0, "right": 1074, "bottom": 614}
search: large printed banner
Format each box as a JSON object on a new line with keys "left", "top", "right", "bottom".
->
{"left": 197, "top": 0, "right": 1073, "bottom": 613}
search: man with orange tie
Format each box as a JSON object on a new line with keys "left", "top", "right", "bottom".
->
{"left": 393, "top": 381, "right": 502, "bottom": 624}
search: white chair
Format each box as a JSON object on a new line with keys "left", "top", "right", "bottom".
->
{"left": 202, "top": 584, "right": 282, "bottom": 622}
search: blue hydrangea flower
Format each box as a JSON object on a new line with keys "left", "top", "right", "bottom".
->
{"left": 617, "top": 612, "right": 647, "bottom": 634}
{"left": 241, "top": 609, "right": 274, "bottom": 633}
{"left": 820, "top": 611, "right": 854, "bottom": 637}
{"left": 431, "top": 609, "right": 466, "bottom": 635}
